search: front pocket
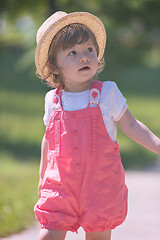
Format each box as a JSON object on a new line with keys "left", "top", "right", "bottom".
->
{"left": 39, "top": 182, "right": 70, "bottom": 212}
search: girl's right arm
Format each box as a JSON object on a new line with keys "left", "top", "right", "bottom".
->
{"left": 38, "top": 135, "right": 49, "bottom": 197}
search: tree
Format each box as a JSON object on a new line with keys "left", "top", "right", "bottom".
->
{"left": 0, "top": 0, "right": 159, "bottom": 67}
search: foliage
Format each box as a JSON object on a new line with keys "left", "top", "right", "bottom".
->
{"left": 0, "top": 0, "right": 47, "bottom": 19}
{"left": 1, "top": 0, "right": 160, "bottom": 43}
{"left": 0, "top": 0, "right": 160, "bottom": 70}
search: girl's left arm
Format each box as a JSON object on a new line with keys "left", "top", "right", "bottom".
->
{"left": 117, "top": 109, "right": 160, "bottom": 155}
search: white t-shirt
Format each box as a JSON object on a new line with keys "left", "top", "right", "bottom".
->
{"left": 43, "top": 81, "right": 127, "bottom": 142}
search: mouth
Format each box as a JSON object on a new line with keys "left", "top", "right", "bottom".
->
{"left": 79, "top": 66, "right": 90, "bottom": 71}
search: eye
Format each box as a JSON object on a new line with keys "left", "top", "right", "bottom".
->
{"left": 86, "top": 47, "right": 94, "bottom": 53}
{"left": 68, "top": 51, "right": 76, "bottom": 56}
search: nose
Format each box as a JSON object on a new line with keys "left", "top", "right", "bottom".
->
{"left": 80, "top": 53, "right": 89, "bottom": 63}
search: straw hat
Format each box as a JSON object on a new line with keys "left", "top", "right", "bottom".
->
{"left": 35, "top": 11, "right": 107, "bottom": 77}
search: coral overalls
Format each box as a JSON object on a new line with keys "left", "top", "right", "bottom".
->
{"left": 34, "top": 80, "right": 128, "bottom": 232}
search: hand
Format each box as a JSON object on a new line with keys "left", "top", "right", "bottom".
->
{"left": 38, "top": 177, "right": 44, "bottom": 198}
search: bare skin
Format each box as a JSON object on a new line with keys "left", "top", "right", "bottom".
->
{"left": 38, "top": 229, "right": 66, "bottom": 240}
{"left": 39, "top": 229, "right": 111, "bottom": 240}
{"left": 85, "top": 230, "right": 112, "bottom": 240}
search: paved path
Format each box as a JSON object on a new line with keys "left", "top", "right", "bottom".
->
{"left": 1, "top": 163, "right": 160, "bottom": 240}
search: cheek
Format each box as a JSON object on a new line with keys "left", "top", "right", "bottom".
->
{"left": 90, "top": 51, "right": 98, "bottom": 60}
{"left": 61, "top": 59, "right": 76, "bottom": 73}
{"left": 92, "top": 54, "right": 98, "bottom": 68}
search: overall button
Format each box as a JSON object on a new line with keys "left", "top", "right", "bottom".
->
{"left": 71, "top": 113, "right": 76, "bottom": 118}
{"left": 73, "top": 130, "right": 78, "bottom": 135}
{"left": 74, "top": 146, "right": 79, "bottom": 151}
{"left": 114, "top": 147, "right": 119, "bottom": 153}
{"left": 76, "top": 162, "right": 81, "bottom": 166}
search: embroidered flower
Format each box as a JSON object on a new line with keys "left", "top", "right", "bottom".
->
{"left": 92, "top": 91, "right": 98, "bottom": 98}
{"left": 53, "top": 97, "right": 59, "bottom": 104}
{"left": 53, "top": 94, "right": 62, "bottom": 110}
{"left": 89, "top": 88, "right": 100, "bottom": 105}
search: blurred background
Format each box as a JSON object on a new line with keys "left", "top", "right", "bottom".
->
{"left": 0, "top": 0, "right": 160, "bottom": 237}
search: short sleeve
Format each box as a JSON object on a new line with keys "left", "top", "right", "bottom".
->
{"left": 100, "top": 81, "right": 127, "bottom": 142}
{"left": 43, "top": 90, "right": 54, "bottom": 126}
{"left": 110, "top": 82, "right": 127, "bottom": 121}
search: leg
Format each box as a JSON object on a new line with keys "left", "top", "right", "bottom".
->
{"left": 85, "top": 230, "right": 112, "bottom": 240}
{"left": 39, "top": 229, "right": 67, "bottom": 240}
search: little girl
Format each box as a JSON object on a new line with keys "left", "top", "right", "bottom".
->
{"left": 34, "top": 11, "right": 160, "bottom": 240}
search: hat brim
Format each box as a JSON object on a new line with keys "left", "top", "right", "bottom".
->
{"left": 35, "top": 12, "right": 106, "bottom": 76}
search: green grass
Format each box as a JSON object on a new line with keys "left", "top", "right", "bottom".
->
{"left": 0, "top": 90, "right": 45, "bottom": 160}
{"left": 0, "top": 48, "right": 160, "bottom": 237}
{"left": 0, "top": 156, "right": 39, "bottom": 237}
{"left": 0, "top": 48, "right": 46, "bottom": 237}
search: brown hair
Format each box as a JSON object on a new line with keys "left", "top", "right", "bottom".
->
{"left": 39, "top": 23, "right": 105, "bottom": 88}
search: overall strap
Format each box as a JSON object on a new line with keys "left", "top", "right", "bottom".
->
{"left": 88, "top": 80, "right": 103, "bottom": 107}
{"left": 89, "top": 80, "right": 103, "bottom": 157}
{"left": 53, "top": 80, "right": 103, "bottom": 109}
{"left": 90, "top": 80, "right": 103, "bottom": 92}
{"left": 52, "top": 87, "right": 63, "bottom": 111}
{"left": 52, "top": 87, "right": 62, "bottom": 156}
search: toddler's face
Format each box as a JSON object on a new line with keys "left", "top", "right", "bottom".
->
{"left": 55, "top": 39, "right": 98, "bottom": 91}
